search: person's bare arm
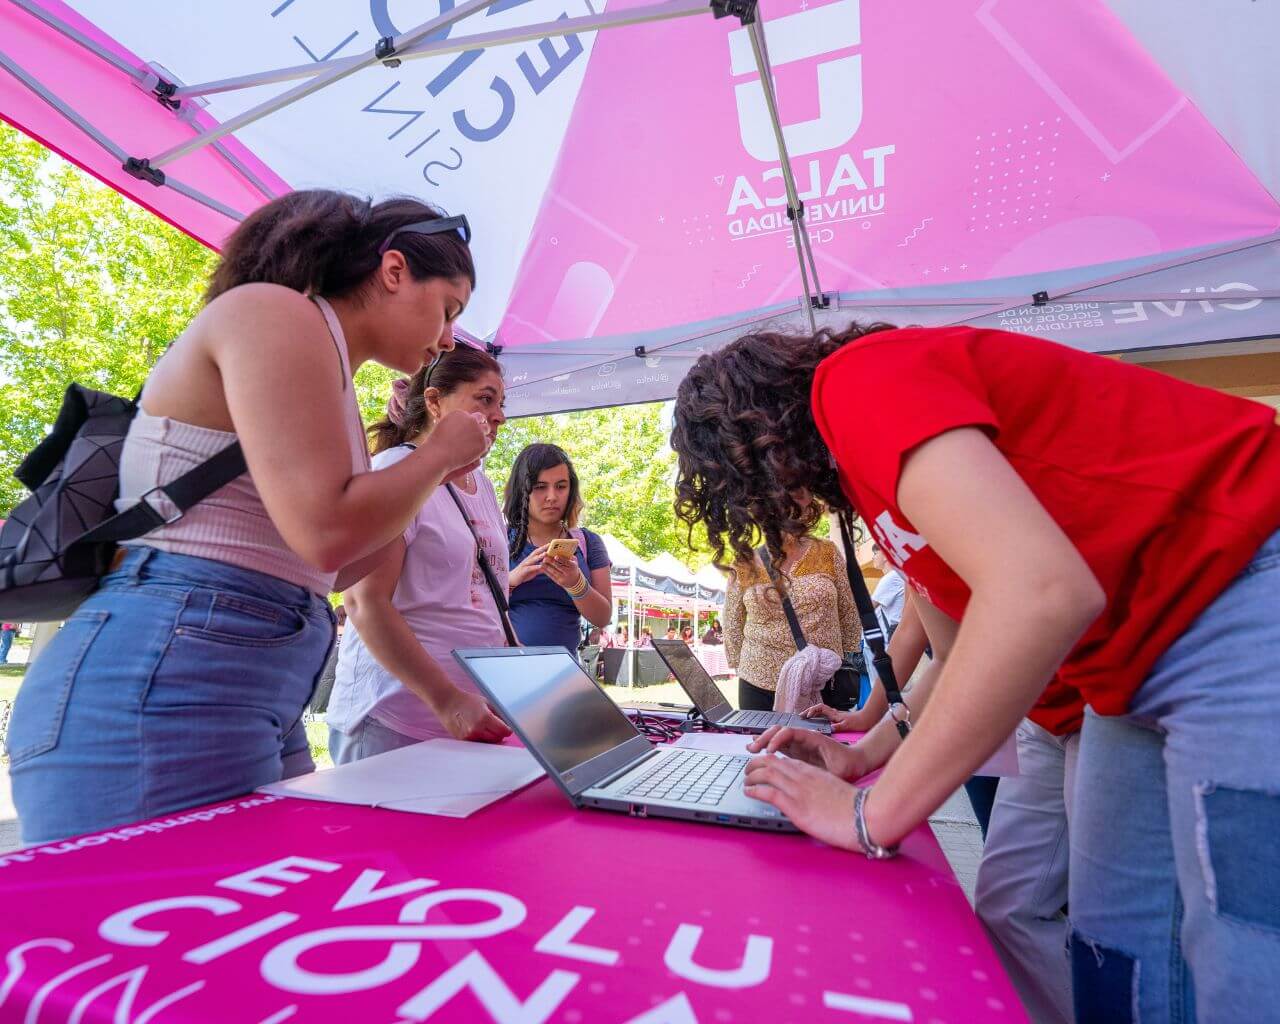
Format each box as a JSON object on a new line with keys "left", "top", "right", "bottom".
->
{"left": 745, "top": 428, "right": 1101, "bottom": 853}
{"left": 204, "top": 286, "right": 488, "bottom": 572}
{"left": 862, "top": 428, "right": 1103, "bottom": 845}
{"left": 805, "top": 592, "right": 930, "bottom": 729}
{"left": 838, "top": 596, "right": 957, "bottom": 770}
{"left": 343, "top": 540, "right": 509, "bottom": 742}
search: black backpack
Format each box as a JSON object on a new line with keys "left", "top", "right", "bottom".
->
{"left": 0, "top": 383, "right": 246, "bottom": 621}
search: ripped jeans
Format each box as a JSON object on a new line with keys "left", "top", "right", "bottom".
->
{"left": 1069, "top": 528, "right": 1280, "bottom": 1022}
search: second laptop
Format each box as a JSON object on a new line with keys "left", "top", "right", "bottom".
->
{"left": 651, "top": 639, "right": 833, "bottom": 735}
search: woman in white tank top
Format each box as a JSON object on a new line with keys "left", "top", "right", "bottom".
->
{"left": 8, "top": 190, "right": 491, "bottom": 844}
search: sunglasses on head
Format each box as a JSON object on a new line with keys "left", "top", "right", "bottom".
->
{"left": 378, "top": 214, "right": 472, "bottom": 255}
{"left": 421, "top": 331, "right": 482, "bottom": 389}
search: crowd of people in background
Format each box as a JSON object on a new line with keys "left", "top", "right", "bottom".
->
{"left": 5, "top": 188, "right": 1278, "bottom": 1023}
{"left": 594, "top": 620, "right": 716, "bottom": 649}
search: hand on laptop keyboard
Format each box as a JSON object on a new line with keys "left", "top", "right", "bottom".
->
{"left": 745, "top": 726, "right": 869, "bottom": 781}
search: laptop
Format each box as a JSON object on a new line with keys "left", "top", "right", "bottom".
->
{"left": 651, "top": 639, "right": 833, "bottom": 735}
{"left": 453, "top": 647, "right": 796, "bottom": 833}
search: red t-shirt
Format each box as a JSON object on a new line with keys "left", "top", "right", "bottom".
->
{"left": 812, "top": 326, "right": 1280, "bottom": 735}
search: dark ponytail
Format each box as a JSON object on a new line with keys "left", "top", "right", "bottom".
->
{"left": 205, "top": 190, "right": 475, "bottom": 303}
{"left": 368, "top": 344, "right": 503, "bottom": 455}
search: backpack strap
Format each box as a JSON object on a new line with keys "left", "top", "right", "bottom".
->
{"left": 837, "top": 512, "right": 910, "bottom": 739}
{"left": 76, "top": 442, "right": 247, "bottom": 546}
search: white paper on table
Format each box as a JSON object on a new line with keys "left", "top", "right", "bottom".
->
{"left": 672, "top": 733, "right": 758, "bottom": 756}
{"left": 974, "top": 729, "right": 1020, "bottom": 778}
{"left": 257, "top": 739, "right": 545, "bottom": 817}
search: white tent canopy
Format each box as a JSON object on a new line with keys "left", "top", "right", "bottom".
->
{"left": 2, "top": 0, "right": 1276, "bottom": 416}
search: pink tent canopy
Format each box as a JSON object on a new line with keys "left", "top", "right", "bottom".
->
{"left": 3, "top": 0, "right": 1277, "bottom": 414}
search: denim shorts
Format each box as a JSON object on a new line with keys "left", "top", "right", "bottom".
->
{"left": 6, "top": 547, "right": 335, "bottom": 844}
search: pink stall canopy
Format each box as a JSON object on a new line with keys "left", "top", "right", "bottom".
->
{"left": 3, "top": 0, "right": 1278, "bottom": 414}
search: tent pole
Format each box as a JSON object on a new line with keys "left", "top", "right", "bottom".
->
{"left": 0, "top": 49, "right": 247, "bottom": 221}
{"left": 744, "top": 16, "right": 823, "bottom": 332}
{"left": 628, "top": 567, "right": 637, "bottom": 688}
{"left": 751, "top": 19, "right": 826, "bottom": 311}
{"left": 8, "top": 0, "right": 144, "bottom": 80}
{"left": 172, "top": 0, "right": 712, "bottom": 100}
{"left": 0, "top": 49, "right": 127, "bottom": 161}
{"left": 7, "top": 0, "right": 278, "bottom": 199}
{"left": 146, "top": 0, "right": 503, "bottom": 169}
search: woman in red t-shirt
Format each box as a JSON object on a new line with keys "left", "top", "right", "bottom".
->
{"left": 670, "top": 322, "right": 1280, "bottom": 1022}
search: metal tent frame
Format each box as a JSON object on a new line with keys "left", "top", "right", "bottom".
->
{"left": 3, "top": 0, "right": 1276, "bottom": 398}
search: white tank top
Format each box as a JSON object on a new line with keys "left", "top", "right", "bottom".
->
{"left": 117, "top": 296, "right": 371, "bottom": 595}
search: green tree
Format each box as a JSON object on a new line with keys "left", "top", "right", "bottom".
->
{"left": 0, "top": 123, "right": 214, "bottom": 515}
{"left": 0, "top": 123, "right": 714, "bottom": 572}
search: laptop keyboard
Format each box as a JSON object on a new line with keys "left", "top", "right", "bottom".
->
{"left": 619, "top": 750, "right": 747, "bottom": 806}
{"left": 732, "top": 710, "right": 804, "bottom": 729}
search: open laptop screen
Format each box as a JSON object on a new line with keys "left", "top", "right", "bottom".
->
{"left": 652, "top": 640, "right": 731, "bottom": 719}
{"left": 460, "top": 651, "right": 639, "bottom": 777}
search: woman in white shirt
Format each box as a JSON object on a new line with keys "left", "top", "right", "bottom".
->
{"left": 327, "top": 346, "right": 513, "bottom": 760}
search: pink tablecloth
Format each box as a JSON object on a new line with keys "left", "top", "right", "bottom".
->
{"left": 0, "top": 767, "right": 1025, "bottom": 1023}
{"left": 694, "top": 645, "right": 732, "bottom": 677}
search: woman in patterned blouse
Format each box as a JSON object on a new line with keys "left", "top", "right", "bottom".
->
{"left": 724, "top": 532, "right": 861, "bottom": 711}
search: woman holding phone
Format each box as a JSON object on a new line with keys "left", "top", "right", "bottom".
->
{"left": 504, "top": 443, "right": 612, "bottom": 654}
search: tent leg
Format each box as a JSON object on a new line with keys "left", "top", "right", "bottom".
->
{"left": 743, "top": 16, "right": 825, "bottom": 331}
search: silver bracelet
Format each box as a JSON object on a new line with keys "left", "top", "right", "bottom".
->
{"left": 853, "top": 786, "right": 899, "bottom": 860}
{"left": 882, "top": 701, "right": 912, "bottom": 735}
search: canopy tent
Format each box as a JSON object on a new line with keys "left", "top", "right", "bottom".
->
{"left": 601, "top": 534, "right": 724, "bottom": 611}
{"left": 2, "top": 0, "right": 1277, "bottom": 416}
{"left": 597, "top": 535, "right": 722, "bottom": 679}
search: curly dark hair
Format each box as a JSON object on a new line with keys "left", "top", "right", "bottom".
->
{"left": 670, "top": 322, "right": 896, "bottom": 567}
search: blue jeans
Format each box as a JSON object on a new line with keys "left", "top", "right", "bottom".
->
{"left": 328, "top": 715, "right": 421, "bottom": 765}
{"left": 0, "top": 626, "right": 13, "bottom": 664}
{"left": 7, "top": 547, "right": 334, "bottom": 844}
{"left": 1070, "top": 528, "right": 1280, "bottom": 1022}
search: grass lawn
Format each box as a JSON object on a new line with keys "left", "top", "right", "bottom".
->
{"left": 0, "top": 665, "right": 24, "bottom": 705}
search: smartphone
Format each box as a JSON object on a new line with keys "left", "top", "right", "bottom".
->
{"left": 545, "top": 538, "right": 580, "bottom": 560}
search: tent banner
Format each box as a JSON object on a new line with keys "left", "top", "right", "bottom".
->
{"left": 610, "top": 564, "right": 724, "bottom": 604}
{"left": 1, "top": 0, "right": 1277, "bottom": 416}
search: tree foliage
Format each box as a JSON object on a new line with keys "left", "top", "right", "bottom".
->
{"left": 0, "top": 124, "right": 214, "bottom": 514}
{"left": 0, "top": 124, "right": 712, "bottom": 570}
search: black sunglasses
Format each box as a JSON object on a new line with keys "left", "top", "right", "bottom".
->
{"left": 378, "top": 214, "right": 472, "bottom": 255}
{"left": 421, "top": 333, "right": 482, "bottom": 389}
